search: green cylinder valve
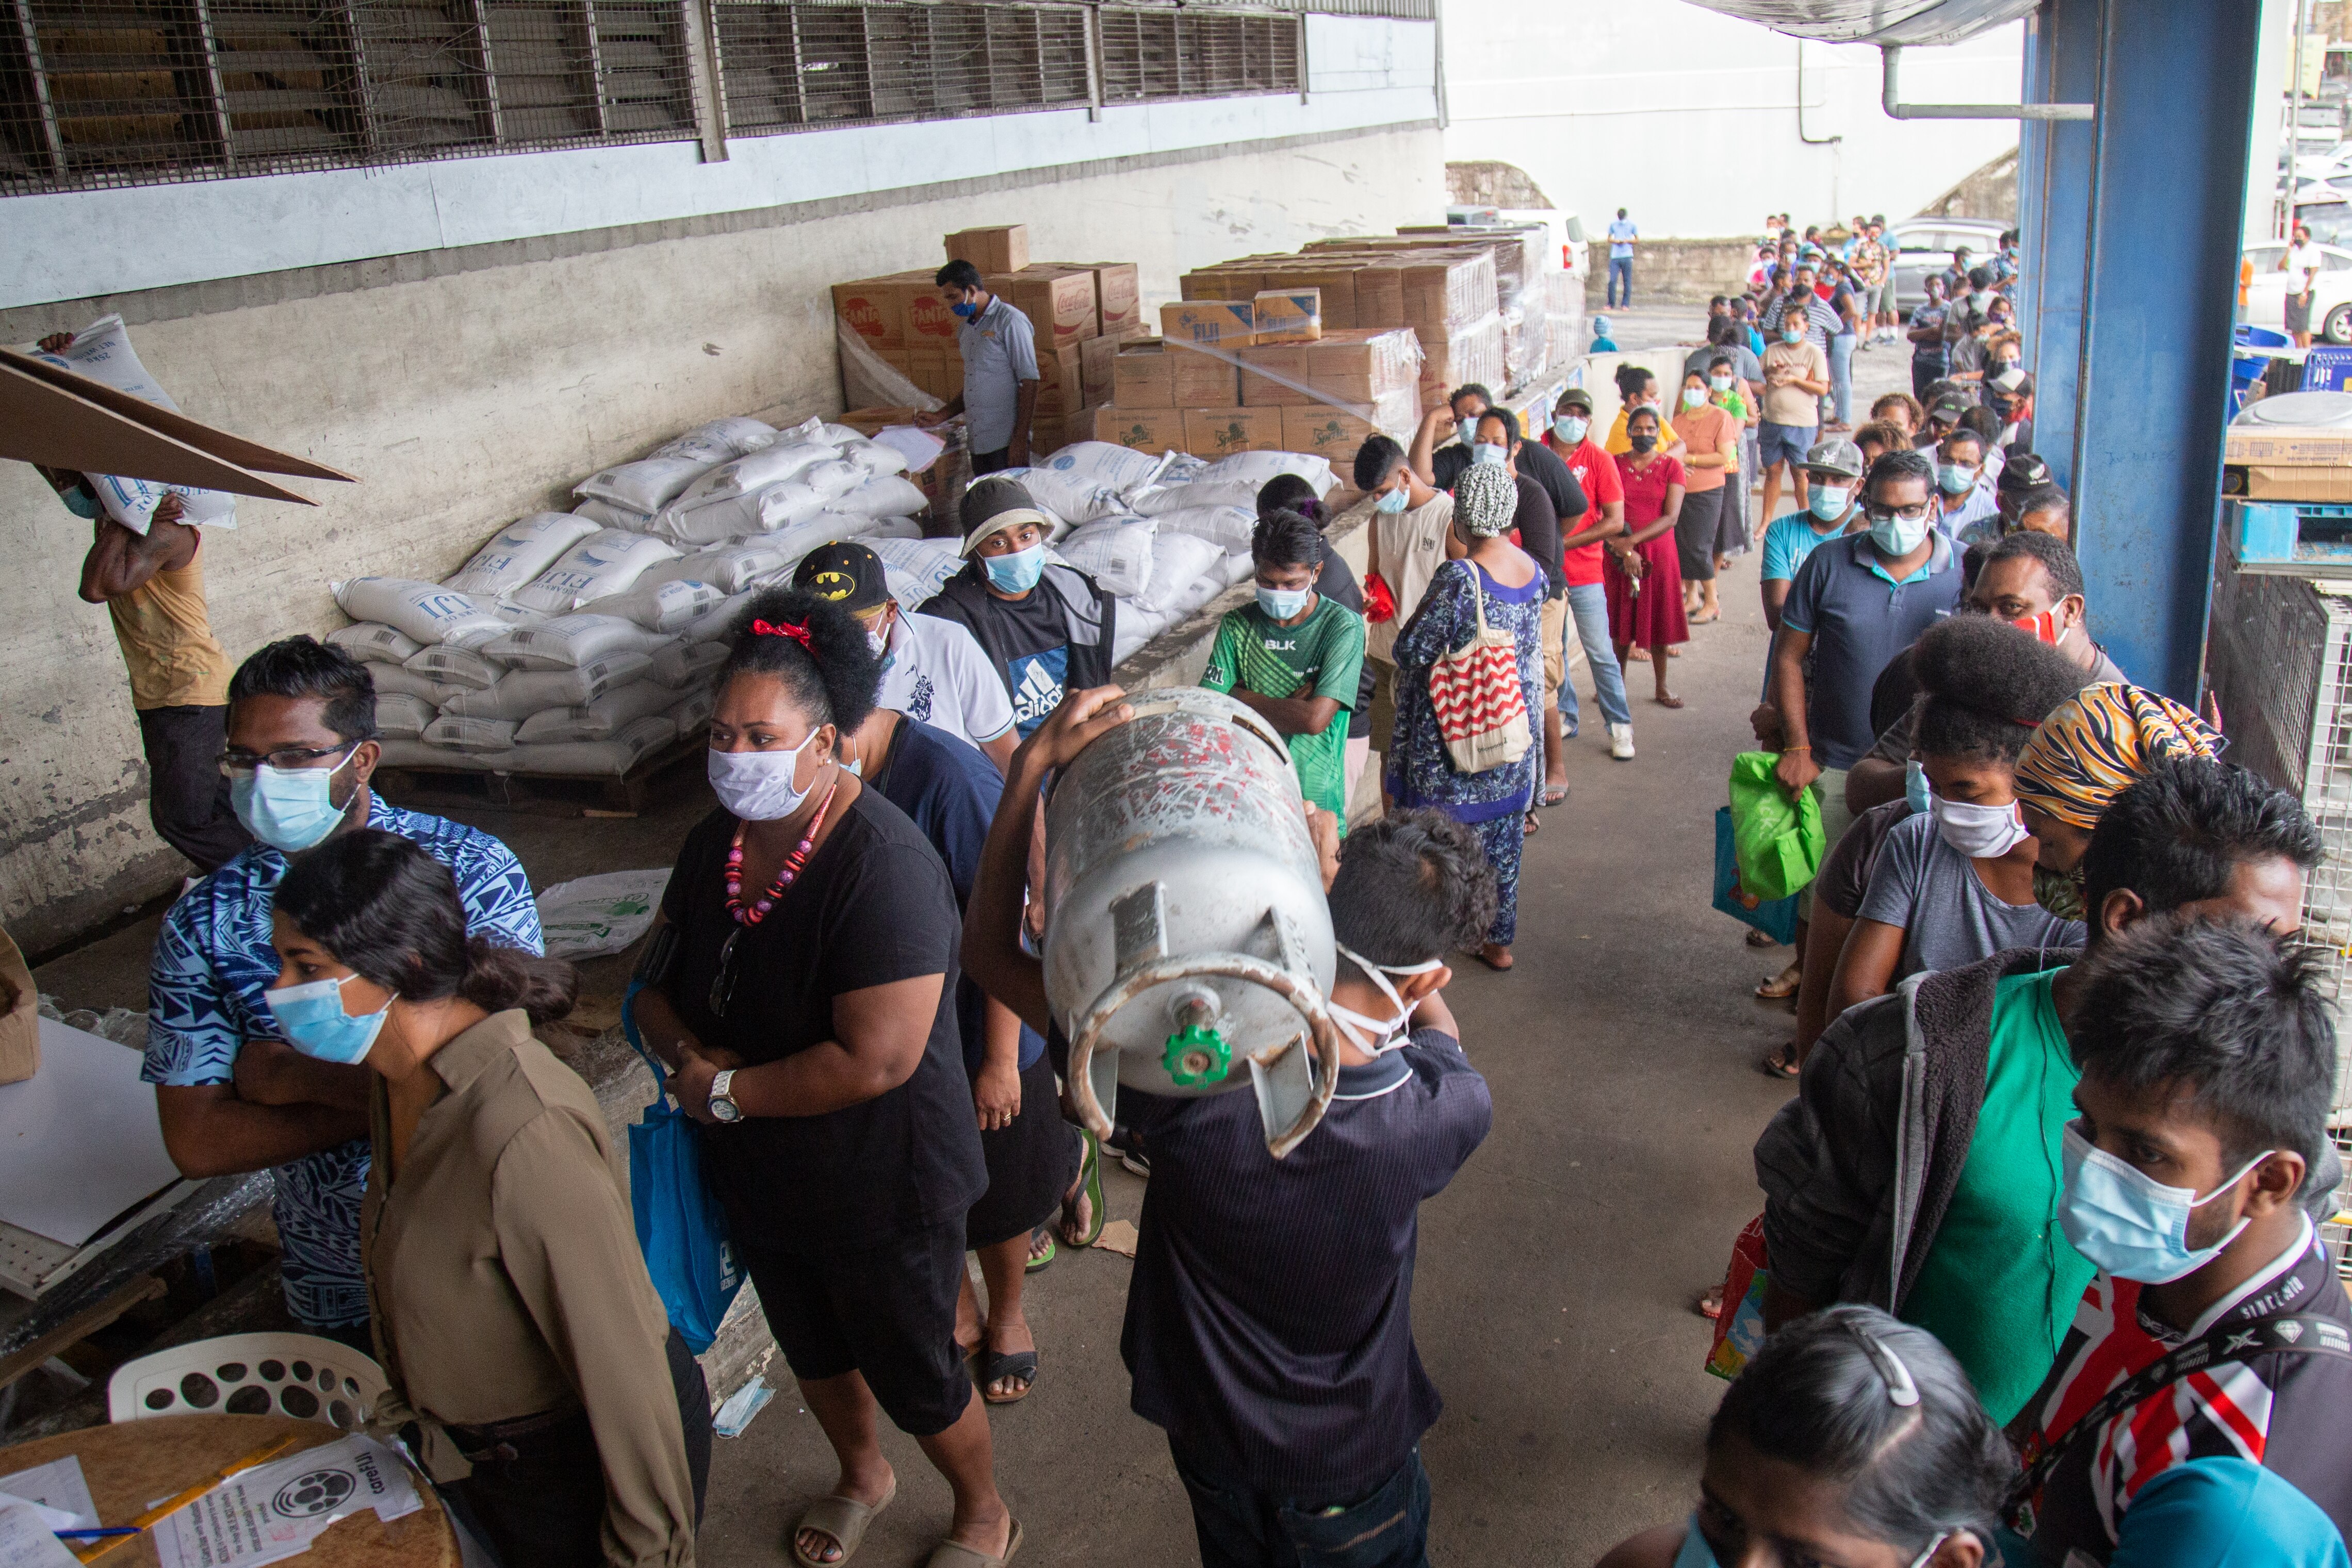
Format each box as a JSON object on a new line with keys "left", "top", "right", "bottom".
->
{"left": 1162, "top": 1017, "right": 1233, "bottom": 1088}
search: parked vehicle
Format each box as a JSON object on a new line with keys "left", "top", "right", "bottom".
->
{"left": 2243, "top": 238, "right": 2352, "bottom": 344}
{"left": 1887, "top": 217, "right": 2009, "bottom": 314}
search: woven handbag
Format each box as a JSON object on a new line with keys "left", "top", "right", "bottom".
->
{"left": 1428, "top": 569, "right": 1531, "bottom": 774}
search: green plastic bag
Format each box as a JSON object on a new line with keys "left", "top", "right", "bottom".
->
{"left": 1727, "top": 751, "right": 1827, "bottom": 904}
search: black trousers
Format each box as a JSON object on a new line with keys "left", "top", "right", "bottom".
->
{"left": 439, "top": 1329, "right": 711, "bottom": 1567}
{"left": 136, "top": 704, "right": 250, "bottom": 871}
{"left": 970, "top": 447, "right": 1014, "bottom": 475}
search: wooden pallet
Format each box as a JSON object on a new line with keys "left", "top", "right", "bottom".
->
{"left": 373, "top": 730, "right": 705, "bottom": 816}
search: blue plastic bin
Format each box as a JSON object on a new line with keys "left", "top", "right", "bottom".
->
{"left": 2233, "top": 325, "right": 2292, "bottom": 416}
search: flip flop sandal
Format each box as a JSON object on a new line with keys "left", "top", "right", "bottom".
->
{"left": 1759, "top": 1049, "right": 1801, "bottom": 1081}
{"left": 926, "top": 1521, "right": 1024, "bottom": 1568}
{"left": 1024, "top": 1225, "right": 1056, "bottom": 1274}
{"left": 1523, "top": 811, "right": 1541, "bottom": 836}
{"left": 1695, "top": 1285, "right": 1725, "bottom": 1320}
{"left": 1744, "top": 927, "right": 1779, "bottom": 948}
{"left": 1754, "top": 962, "right": 1803, "bottom": 999}
{"left": 979, "top": 1348, "right": 1039, "bottom": 1404}
{"left": 792, "top": 1479, "right": 898, "bottom": 1568}
{"left": 1060, "top": 1130, "right": 1106, "bottom": 1249}
{"left": 1541, "top": 785, "right": 1570, "bottom": 806}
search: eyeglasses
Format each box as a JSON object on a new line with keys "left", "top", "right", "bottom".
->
{"left": 218, "top": 740, "right": 362, "bottom": 779}
{"left": 1864, "top": 502, "right": 1934, "bottom": 525}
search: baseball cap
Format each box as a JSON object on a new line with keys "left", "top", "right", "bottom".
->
{"left": 792, "top": 540, "right": 890, "bottom": 612}
{"left": 1996, "top": 452, "right": 2053, "bottom": 494}
{"left": 959, "top": 476, "right": 1051, "bottom": 557}
{"left": 1557, "top": 386, "right": 1595, "bottom": 413}
{"left": 1803, "top": 437, "right": 1866, "bottom": 479}
{"left": 1929, "top": 391, "right": 1973, "bottom": 422}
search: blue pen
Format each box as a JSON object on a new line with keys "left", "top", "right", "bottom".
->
{"left": 54, "top": 1528, "right": 140, "bottom": 1539}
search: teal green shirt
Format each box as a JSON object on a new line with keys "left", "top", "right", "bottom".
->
{"left": 1202, "top": 595, "right": 1365, "bottom": 821}
{"left": 1900, "top": 966, "right": 2096, "bottom": 1426}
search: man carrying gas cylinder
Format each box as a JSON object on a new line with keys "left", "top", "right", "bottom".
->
{"left": 964, "top": 685, "right": 1495, "bottom": 1568}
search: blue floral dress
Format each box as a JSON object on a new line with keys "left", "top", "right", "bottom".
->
{"left": 1386, "top": 557, "right": 1546, "bottom": 945}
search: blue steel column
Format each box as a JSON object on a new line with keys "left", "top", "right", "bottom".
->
{"left": 2021, "top": 0, "right": 2258, "bottom": 697}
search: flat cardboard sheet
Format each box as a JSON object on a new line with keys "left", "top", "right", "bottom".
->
{"left": 0, "top": 1018, "right": 183, "bottom": 1246}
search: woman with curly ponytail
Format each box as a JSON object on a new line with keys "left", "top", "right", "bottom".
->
{"left": 271, "top": 829, "right": 707, "bottom": 1567}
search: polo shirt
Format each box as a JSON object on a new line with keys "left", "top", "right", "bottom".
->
{"left": 1119, "top": 1026, "right": 1492, "bottom": 1496}
{"left": 1777, "top": 531, "right": 1964, "bottom": 770}
{"left": 145, "top": 796, "right": 544, "bottom": 1328}
{"left": 1607, "top": 218, "right": 1637, "bottom": 258}
{"left": 956, "top": 295, "right": 1040, "bottom": 454}
{"left": 1760, "top": 509, "right": 1857, "bottom": 584}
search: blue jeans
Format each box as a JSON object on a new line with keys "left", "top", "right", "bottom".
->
{"left": 1557, "top": 582, "right": 1631, "bottom": 732}
{"left": 1827, "top": 331, "right": 1856, "bottom": 424}
{"left": 1607, "top": 255, "right": 1632, "bottom": 307}
{"left": 1171, "top": 1442, "right": 1432, "bottom": 1568}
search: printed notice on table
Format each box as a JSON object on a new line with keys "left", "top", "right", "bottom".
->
{"left": 154, "top": 1435, "right": 420, "bottom": 1568}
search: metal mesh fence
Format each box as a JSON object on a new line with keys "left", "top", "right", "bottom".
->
{"left": 4, "top": 0, "right": 1317, "bottom": 190}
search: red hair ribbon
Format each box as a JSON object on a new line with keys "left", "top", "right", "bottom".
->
{"left": 750, "top": 618, "right": 814, "bottom": 650}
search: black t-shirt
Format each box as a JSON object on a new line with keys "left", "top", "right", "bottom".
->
{"left": 1511, "top": 473, "right": 1565, "bottom": 600}
{"left": 1314, "top": 545, "right": 1375, "bottom": 739}
{"left": 660, "top": 790, "right": 987, "bottom": 1248}
{"left": 1433, "top": 440, "right": 1587, "bottom": 544}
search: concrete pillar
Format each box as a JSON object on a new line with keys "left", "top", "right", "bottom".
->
{"left": 2020, "top": 0, "right": 2261, "bottom": 698}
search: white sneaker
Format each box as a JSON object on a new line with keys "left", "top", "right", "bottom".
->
{"left": 1608, "top": 723, "right": 1636, "bottom": 760}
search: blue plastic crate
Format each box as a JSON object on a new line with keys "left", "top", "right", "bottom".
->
{"left": 2303, "top": 347, "right": 2352, "bottom": 393}
{"left": 2229, "top": 499, "right": 2305, "bottom": 562}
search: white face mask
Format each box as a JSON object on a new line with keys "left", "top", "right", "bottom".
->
{"left": 1929, "top": 792, "right": 2030, "bottom": 860}
{"left": 708, "top": 729, "right": 824, "bottom": 821}
{"left": 1329, "top": 944, "right": 1443, "bottom": 1055}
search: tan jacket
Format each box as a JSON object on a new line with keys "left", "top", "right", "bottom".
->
{"left": 364, "top": 1009, "right": 695, "bottom": 1567}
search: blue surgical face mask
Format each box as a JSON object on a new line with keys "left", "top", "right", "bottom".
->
{"left": 982, "top": 542, "right": 1046, "bottom": 594}
{"left": 1937, "top": 462, "right": 1977, "bottom": 496}
{"left": 1471, "top": 442, "right": 1508, "bottom": 467}
{"left": 2060, "top": 1123, "right": 2270, "bottom": 1283}
{"left": 231, "top": 747, "right": 358, "bottom": 854}
{"left": 1256, "top": 585, "right": 1311, "bottom": 620}
{"left": 1868, "top": 509, "right": 1932, "bottom": 557}
{"left": 1553, "top": 415, "right": 1589, "bottom": 446}
{"left": 1782, "top": 324, "right": 1806, "bottom": 345}
{"left": 950, "top": 299, "right": 981, "bottom": 320}
{"left": 1808, "top": 484, "right": 1850, "bottom": 521}
{"left": 61, "top": 485, "right": 101, "bottom": 519}
{"left": 1375, "top": 486, "right": 1411, "bottom": 515}
{"left": 265, "top": 973, "right": 391, "bottom": 1065}
{"left": 1905, "top": 758, "right": 1933, "bottom": 815}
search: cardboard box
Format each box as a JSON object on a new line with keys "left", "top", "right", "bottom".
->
{"left": 1267, "top": 264, "right": 1358, "bottom": 330}
{"left": 1034, "top": 345, "right": 1086, "bottom": 417}
{"left": 2224, "top": 424, "right": 2352, "bottom": 464}
{"left": 1080, "top": 335, "right": 1120, "bottom": 410}
{"left": 1161, "top": 300, "right": 1255, "bottom": 348}
{"left": 1114, "top": 339, "right": 1238, "bottom": 406}
{"left": 831, "top": 277, "right": 906, "bottom": 350}
{"left": 1087, "top": 406, "right": 1182, "bottom": 452}
{"left": 989, "top": 269, "right": 1098, "bottom": 348}
{"left": 1184, "top": 406, "right": 1284, "bottom": 456}
{"left": 945, "top": 224, "right": 1029, "bottom": 275}
{"left": 2237, "top": 465, "right": 2352, "bottom": 502}
{"left": 905, "top": 289, "right": 964, "bottom": 350}
{"left": 1253, "top": 288, "right": 1322, "bottom": 344}
{"left": 905, "top": 349, "right": 961, "bottom": 403}
{"left": 1238, "top": 328, "right": 1422, "bottom": 407}
{"left": 1077, "top": 262, "right": 1142, "bottom": 337}
{"left": 1279, "top": 396, "right": 1418, "bottom": 464}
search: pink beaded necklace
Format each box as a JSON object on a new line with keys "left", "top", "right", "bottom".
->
{"left": 724, "top": 782, "right": 837, "bottom": 926}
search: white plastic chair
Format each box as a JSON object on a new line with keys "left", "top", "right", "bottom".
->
{"left": 108, "top": 1332, "right": 387, "bottom": 1430}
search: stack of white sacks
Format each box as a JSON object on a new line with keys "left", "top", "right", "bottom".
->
{"left": 326, "top": 416, "right": 1337, "bottom": 777}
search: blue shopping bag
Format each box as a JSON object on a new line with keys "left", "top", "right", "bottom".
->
{"left": 622, "top": 981, "right": 743, "bottom": 1353}
{"left": 1712, "top": 806, "right": 1801, "bottom": 946}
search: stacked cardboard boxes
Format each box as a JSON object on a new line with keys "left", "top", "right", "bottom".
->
{"left": 831, "top": 226, "right": 1147, "bottom": 454}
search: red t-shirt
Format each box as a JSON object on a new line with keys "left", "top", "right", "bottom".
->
{"left": 1546, "top": 433, "right": 1623, "bottom": 587}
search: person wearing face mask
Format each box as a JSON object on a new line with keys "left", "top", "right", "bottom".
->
{"left": 1407, "top": 382, "right": 1490, "bottom": 491}
{"left": 1596, "top": 1306, "right": 2015, "bottom": 1568}
{"left": 1988, "top": 450, "right": 2055, "bottom": 535}
{"left": 2010, "top": 683, "right": 2222, "bottom": 923}
{"left": 1931, "top": 428, "right": 2000, "bottom": 538}
{"left": 1604, "top": 365, "right": 1686, "bottom": 459}
{"left": 1755, "top": 759, "right": 2325, "bottom": 1429}
{"left": 1909, "top": 275, "right": 1954, "bottom": 400}
{"left": 1202, "top": 509, "right": 1367, "bottom": 824}
{"left": 1827, "top": 616, "right": 2089, "bottom": 1022}
{"left": 1982, "top": 340, "right": 2034, "bottom": 452}
{"left": 1604, "top": 407, "right": 1690, "bottom": 708}
{"left": 2012, "top": 915, "right": 2352, "bottom": 1566}
{"left": 826, "top": 600, "right": 1087, "bottom": 1407}
{"left": 1257, "top": 475, "right": 1379, "bottom": 801}
{"left": 914, "top": 260, "right": 1039, "bottom": 474}
{"left": 1758, "top": 302, "right": 1831, "bottom": 527}
{"left": 141, "top": 636, "right": 541, "bottom": 1349}
{"left": 1354, "top": 434, "right": 1453, "bottom": 689}
{"left": 793, "top": 542, "right": 1016, "bottom": 774}
{"left": 269, "top": 831, "right": 707, "bottom": 1568}
{"left": 631, "top": 589, "right": 1015, "bottom": 1568}
{"left": 1540, "top": 388, "right": 1638, "bottom": 767}
{"left": 963, "top": 744, "right": 1496, "bottom": 1568}
{"left": 1671, "top": 369, "right": 1742, "bottom": 625}
{"left": 1759, "top": 438, "right": 1866, "bottom": 632}
{"left": 918, "top": 476, "right": 1116, "bottom": 741}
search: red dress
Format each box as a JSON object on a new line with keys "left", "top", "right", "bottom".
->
{"left": 1605, "top": 451, "right": 1691, "bottom": 648}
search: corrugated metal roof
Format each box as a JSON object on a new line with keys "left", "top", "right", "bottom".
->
{"left": 1678, "top": 0, "right": 2037, "bottom": 47}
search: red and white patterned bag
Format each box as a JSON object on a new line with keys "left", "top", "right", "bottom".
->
{"left": 1428, "top": 574, "right": 1530, "bottom": 774}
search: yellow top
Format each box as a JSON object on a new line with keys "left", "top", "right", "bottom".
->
{"left": 107, "top": 538, "right": 231, "bottom": 709}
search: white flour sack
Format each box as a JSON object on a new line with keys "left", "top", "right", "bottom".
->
{"left": 574, "top": 456, "right": 717, "bottom": 515}
{"left": 843, "top": 440, "right": 909, "bottom": 480}
{"left": 654, "top": 418, "right": 779, "bottom": 467}
{"left": 438, "top": 654, "right": 656, "bottom": 718}
{"left": 573, "top": 498, "right": 654, "bottom": 531}
{"left": 654, "top": 481, "right": 832, "bottom": 547}
{"left": 1132, "top": 531, "right": 1226, "bottom": 615}
{"left": 324, "top": 623, "right": 421, "bottom": 665}
{"left": 484, "top": 614, "right": 675, "bottom": 671}
{"left": 515, "top": 679, "right": 689, "bottom": 743}
{"left": 1198, "top": 450, "right": 1335, "bottom": 492}
{"left": 333, "top": 579, "right": 514, "bottom": 648}
{"left": 1148, "top": 504, "right": 1257, "bottom": 556}
{"left": 502, "top": 715, "right": 676, "bottom": 777}
{"left": 509, "top": 531, "right": 682, "bottom": 615}
{"left": 1036, "top": 440, "right": 1169, "bottom": 495}
{"left": 403, "top": 644, "right": 502, "bottom": 691}
{"left": 1131, "top": 478, "right": 1271, "bottom": 518}
{"left": 649, "top": 640, "right": 731, "bottom": 688}
{"left": 420, "top": 715, "right": 519, "bottom": 753}
{"left": 829, "top": 476, "right": 928, "bottom": 519}
{"left": 444, "top": 513, "right": 599, "bottom": 597}
{"left": 1055, "top": 517, "right": 1157, "bottom": 600}
{"left": 633, "top": 542, "right": 792, "bottom": 595}
{"left": 34, "top": 316, "right": 238, "bottom": 533}
{"left": 580, "top": 578, "right": 727, "bottom": 633}
{"left": 868, "top": 537, "right": 963, "bottom": 608}
{"left": 373, "top": 694, "right": 438, "bottom": 739}
{"left": 678, "top": 442, "right": 837, "bottom": 504}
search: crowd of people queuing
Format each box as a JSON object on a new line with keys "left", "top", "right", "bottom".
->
{"left": 24, "top": 205, "right": 2346, "bottom": 1568}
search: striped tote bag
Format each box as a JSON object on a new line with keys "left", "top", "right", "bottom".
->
{"left": 1428, "top": 575, "right": 1531, "bottom": 774}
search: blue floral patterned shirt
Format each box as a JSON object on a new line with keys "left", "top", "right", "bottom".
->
{"left": 143, "top": 796, "right": 541, "bottom": 1328}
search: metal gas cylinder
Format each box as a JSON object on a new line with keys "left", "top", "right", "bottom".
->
{"left": 1041, "top": 688, "right": 1337, "bottom": 1157}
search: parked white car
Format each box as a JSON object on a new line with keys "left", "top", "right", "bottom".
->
{"left": 2243, "top": 240, "right": 2352, "bottom": 344}
{"left": 1887, "top": 218, "right": 2009, "bottom": 314}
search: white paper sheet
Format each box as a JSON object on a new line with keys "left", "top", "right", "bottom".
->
{"left": 0, "top": 1456, "right": 98, "bottom": 1530}
{"left": 0, "top": 1500, "right": 79, "bottom": 1568}
{"left": 0, "top": 1018, "right": 183, "bottom": 1245}
{"left": 153, "top": 1436, "right": 420, "bottom": 1568}
{"left": 870, "top": 424, "right": 946, "bottom": 475}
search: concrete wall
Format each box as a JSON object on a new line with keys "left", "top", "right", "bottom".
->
{"left": 1581, "top": 238, "right": 1757, "bottom": 304}
{"left": 1, "top": 50, "right": 1445, "bottom": 953}
{"left": 1439, "top": 0, "right": 2025, "bottom": 238}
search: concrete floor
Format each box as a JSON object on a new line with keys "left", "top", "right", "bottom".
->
{"left": 30, "top": 315, "right": 1922, "bottom": 1567}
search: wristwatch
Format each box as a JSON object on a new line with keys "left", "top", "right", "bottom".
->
{"left": 707, "top": 1068, "right": 742, "bottom": 1123}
